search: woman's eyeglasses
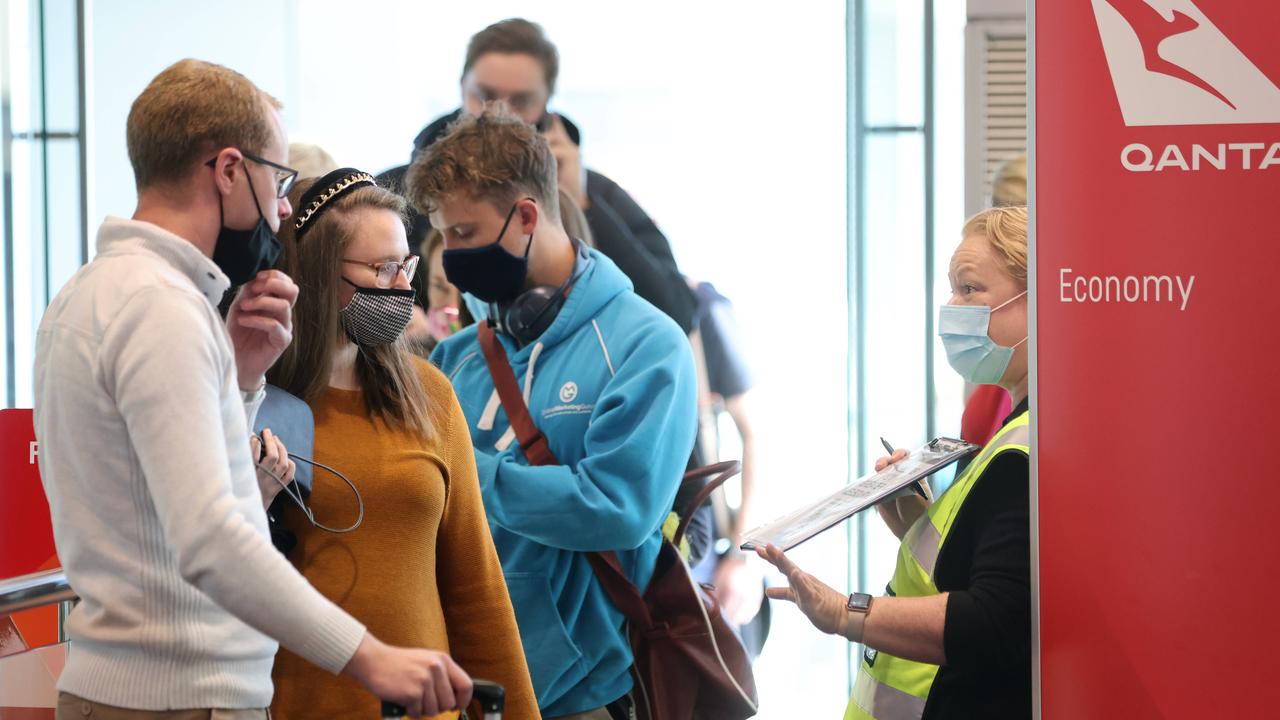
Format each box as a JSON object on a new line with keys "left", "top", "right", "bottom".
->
{"left": 342, "top": 255, "right": 420, "bottom": 288}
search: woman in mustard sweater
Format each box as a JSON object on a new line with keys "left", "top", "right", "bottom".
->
{"left": 266, "top": 168, "right": 538, "bottom": 719}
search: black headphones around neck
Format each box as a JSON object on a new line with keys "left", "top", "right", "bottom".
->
{"left": 494, "top": 240, "right": 591, "bottom": 346}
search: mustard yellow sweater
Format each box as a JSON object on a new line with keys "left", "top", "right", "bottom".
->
{"left": 271, "top": 360, "right": 538, "bottom": 719}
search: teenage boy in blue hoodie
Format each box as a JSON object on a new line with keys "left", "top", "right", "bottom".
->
{"left": 406, "top": 108, "right": 697, "bottom": 719}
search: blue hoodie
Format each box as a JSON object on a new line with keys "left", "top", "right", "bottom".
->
{"left": 432, "top": 249, "right": 697, "bottom": 716}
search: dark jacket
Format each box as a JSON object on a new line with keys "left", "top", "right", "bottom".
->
{"left": 923, "top": 399, "right": 1032, "bottom": 720}
{"left": 377, "top": 109, "right": 698, "bottom": 334}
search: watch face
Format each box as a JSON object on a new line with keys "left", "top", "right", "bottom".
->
{"left": 848, "top": 593, "right": 872, "bottom": 612}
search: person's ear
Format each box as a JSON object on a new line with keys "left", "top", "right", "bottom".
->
{"left": 210, "top": 148, "right": 244, "bottom": 196}
{"left": 517, "top": 198, "right": 540, "bottom": 236}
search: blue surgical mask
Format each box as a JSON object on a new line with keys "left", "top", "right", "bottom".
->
{"left": 938, "top": 291, "right": 1027, "bottom": 385}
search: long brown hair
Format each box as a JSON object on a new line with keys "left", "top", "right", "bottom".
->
{"left": 269, "top": 178, "right": 435, "bottom": 437}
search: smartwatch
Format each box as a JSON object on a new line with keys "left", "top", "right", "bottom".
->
{"left": 845, "top": 592, "right": 873, "bottom": 642}
{"left": 847, "top": 592, "right": 873, "bottom": 613}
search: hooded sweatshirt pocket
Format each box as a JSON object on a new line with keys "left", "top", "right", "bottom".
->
{"left": 504, "top": 572, "right": 586, "bottom": 701}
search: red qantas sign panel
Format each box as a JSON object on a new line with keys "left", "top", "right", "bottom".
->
{"left": 0, "top": 409, "right": 56, "bottom": 580}
{"left": 1035, "top": 1, "right": 1280, "bottom": 716}
{"left": 0, "top": 409, "right": 60, "bottom": 655}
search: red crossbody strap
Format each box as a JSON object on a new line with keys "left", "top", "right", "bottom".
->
{"left": 476, "top": 321, "right": 556, "bottom": 466}
{"left": 473, "top": 322, "right": 653, "bottom": 628}
{"left": 585, "top": 551, "right": 654, "bottom": 628}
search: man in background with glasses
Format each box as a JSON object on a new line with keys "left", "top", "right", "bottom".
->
{"left": 378, "top": 17, "right": 698, "bottom": 337}
{"left": 33, "top": 58, "right": 471, "bottom": 719}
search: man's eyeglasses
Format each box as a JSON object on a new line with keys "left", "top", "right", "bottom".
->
{"left": 342, "top": 255, "right": 420, "bottom": 289}
{"left": 204, "top": 150, "right": 299, "bottom": 198}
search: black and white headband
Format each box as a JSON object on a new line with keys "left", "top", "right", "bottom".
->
{"left": 293, "top": 167, "right": 377, "bottom": 240}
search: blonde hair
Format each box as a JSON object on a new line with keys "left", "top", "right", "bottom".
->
{"left": 991, "top": 153, "right": 1027, "bottom": 207}
{"left": 288, "top": 143, "right": 338, "bottom": 179}
{"left": 268, "top": 178, "right": 436, "bottom": 437}
{"left": 127, "top": 59, "right": 280, "bottom": 189}
{"left": 962, "top": 206, "right": 1028, "bottom": 288}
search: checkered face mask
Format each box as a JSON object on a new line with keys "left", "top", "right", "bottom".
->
{"left": 339, "top": 278, "right": 415, "bottom": 346}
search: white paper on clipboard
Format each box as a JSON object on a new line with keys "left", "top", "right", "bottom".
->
{"left": 739, "top": 437, "right": 979, "bottom": 552}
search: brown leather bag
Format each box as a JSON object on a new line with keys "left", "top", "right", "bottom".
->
{"left": 477, "top": 322, "right": 759, "bottom": 720}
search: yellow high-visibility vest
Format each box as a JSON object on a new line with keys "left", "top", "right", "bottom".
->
{"left": 845, "top": 412, "right": 1029, "bottom": 720}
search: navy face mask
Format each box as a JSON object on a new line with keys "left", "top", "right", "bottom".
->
{"left": 441, "top": 200, "right": 533, "bottom": 303}
{"left": 212, "top": 168, "right": 281, "bottom": 285}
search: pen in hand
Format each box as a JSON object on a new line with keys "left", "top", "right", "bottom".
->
{"left": 880, "top": 437, "right": 930, "bottom": 501}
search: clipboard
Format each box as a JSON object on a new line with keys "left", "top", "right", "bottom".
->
{"left": 739, "top": 437, "right": 979, "bottom": 552}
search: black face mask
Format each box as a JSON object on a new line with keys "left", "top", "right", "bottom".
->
{"left": 441, "top": 200, "right": 533, "bottom": 303}
{"left": 212, "top": 167, "right": 281, "bottom": 285}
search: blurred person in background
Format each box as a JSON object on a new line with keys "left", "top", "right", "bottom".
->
{"left": 686, "top": 278, "right": 769, "bottom": 658}
{"left": 990, "top": 154, "right": 1026, "bottom": 207}
{"left": 288, "top": 142, "right": 338, "bottom": 180}
{"left": 413, "top": 227, "right": 474, "bottom": 358}
{"left": 378, "top": 17, "right": 697, "bottom": 335}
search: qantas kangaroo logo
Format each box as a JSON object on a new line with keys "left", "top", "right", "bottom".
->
{"left": 1091, "top": 0, "right": 1280, "bottom": 126}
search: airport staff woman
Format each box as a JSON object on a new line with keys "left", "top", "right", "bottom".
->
{"left": 758, "top": 206, "right": 1032, "bottom": 719}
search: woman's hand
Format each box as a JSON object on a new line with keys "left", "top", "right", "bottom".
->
{"left": 875, "top": 448, "right": 909, "bottom": 473}
{"left": 755, "top": 544, "right": 849, "bottom": 636}
{"left": 874, "top": 449, "right": 930, "bottom": 539}
{"left": 251, "top": 428, "right": 295, "bottom": 510}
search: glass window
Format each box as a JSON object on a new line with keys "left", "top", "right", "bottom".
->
{"left": 864, "top": 0, "right": 925, "bottom": 128}
{"left": 849, "top": 0, "right": 969, "bottom": 687}
{"left": 2, "top": 0, "right": 85, "bottom": 409}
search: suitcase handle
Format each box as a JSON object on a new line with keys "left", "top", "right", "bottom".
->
{"left": 381, "top": 679, "right": 505, "bottom": 719}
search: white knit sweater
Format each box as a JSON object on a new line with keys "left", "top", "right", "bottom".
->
{"left": 33, "top": 218, "right": 366, "bottom": 710}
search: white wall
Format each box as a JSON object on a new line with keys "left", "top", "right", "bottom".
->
{"left": 90, "top": 0, "right": 297, "bottom": 225}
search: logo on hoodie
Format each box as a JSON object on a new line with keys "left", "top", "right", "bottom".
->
{"left": 543, "top": 381, "right": 593, "bottom": 419}
{"left": 559, "top": 381, "right": 579, "bottom": 403}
